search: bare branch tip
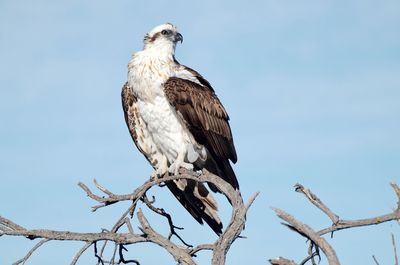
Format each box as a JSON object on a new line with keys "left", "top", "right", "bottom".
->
{"left": 390, "top": 182, "right": 400, "bottom": 195}
{"left": 269, "top": 257, "right": 298, "bottom": 265}
{"left": 78, "top": 182, "right": 89, "bottom": 191}
{"left": 294, "top": 183, "right": 303, "bottom": 191}
{"left": 245, "top": 191, "right": 260, "bottom": 209}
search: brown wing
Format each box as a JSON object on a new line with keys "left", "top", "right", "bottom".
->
{"left": 121, "top": 82, "right": 150, "bottom": 159}
{"left": 121, "top": 83, "right": 138, "bottom": 147}
{"left": 121, "top": 82, "right": 223, "bottom": 235}
{"left": 164, "top": 76, "right": 239, "bottom": 189}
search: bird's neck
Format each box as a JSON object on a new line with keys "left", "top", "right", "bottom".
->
{"left": 142, "top": 42, "right": 176, "bottom": 62}
{"left": 127, "top": 43, "right": 178, "bottom": 101}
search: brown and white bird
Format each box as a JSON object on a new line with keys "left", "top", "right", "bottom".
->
{"left": 121, "top": 23, "right": 239, "bottom": 235}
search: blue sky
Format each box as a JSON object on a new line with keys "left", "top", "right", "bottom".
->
{"left": 0, "top": 0, "right": 399, "bottom": 264}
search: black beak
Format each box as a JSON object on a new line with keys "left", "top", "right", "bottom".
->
{"left": 175, "top": 32, "right": 183, "bottom": 43}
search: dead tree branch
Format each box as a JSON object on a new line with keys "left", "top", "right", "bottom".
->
{"left": 393, "top": 233, "right": 399, "bottom": 265}
{"left": 271, "top": 208, "right": 339, "bottom": 265}
{"left": 294, "top": 184, "right": 339, "bottom": 224}
{"left": 270, "top": 182, "right": 400, "bottom": 265}
{"left": 268, "top": 257, "right": 298, "bottom": 265}
{"left": 3, "top": 168, "right": 396, "bottom": 265}
{"left": 141, "top": 193, "right": 191, "bottom": 247}
{"left": 0, "top": 169, "right": 258, "bottom": 265}
{"left": 12, "top": 238, "right": 50, "bottom": 265}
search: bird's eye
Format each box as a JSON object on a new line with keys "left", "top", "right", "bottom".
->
{"left": 161, "top": 30, "right": 170, "bottom": 35}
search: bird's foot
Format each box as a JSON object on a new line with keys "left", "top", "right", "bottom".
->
{"left": 150, "top": 173, "right": 160, "bottom": 182}
{"left": 150, "top": 167, "right": 168, "bottom": 181}
{"left": 168, "top": 161, "right": 193, "bottom": 175}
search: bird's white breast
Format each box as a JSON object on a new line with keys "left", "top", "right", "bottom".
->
{"left": 127, "top": 52, "right": 190, "bottom": 165}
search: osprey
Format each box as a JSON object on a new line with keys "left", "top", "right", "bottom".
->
{"left": 122, "top": 23, "right": 239, "bottom": 235}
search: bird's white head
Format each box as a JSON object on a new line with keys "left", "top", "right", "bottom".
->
{"left": 143, "top": 23, "right": 183, "bottom": 55}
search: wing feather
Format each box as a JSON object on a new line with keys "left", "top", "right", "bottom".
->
{"left": 121, "top": 82, "right": 143, "bottom": 154}
{"left": 164, "top": 77, "right": 237, "bottom": 162}
{"left": 164, "top": 76, "right": 239, "bottom": 189}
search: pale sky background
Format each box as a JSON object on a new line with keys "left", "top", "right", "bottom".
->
{"left": 1, "top": 0, "right": 399, "bottom": 264}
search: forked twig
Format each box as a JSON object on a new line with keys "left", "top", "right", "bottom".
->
{"left": 270, "top": 182, "right": 400, "bottom": 265}
{"left": 141, "top": 193, "right": 192, "bottom": 247}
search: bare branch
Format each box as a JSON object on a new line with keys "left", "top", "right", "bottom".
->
{"left": 124, "top": 217, "right": 135, "bottom": 234}
{"left": 212, "top": 191, "right": 259, "bottom": 265}
{"left": 0, "top": 226, "right": 147, "bottom": 244}
{"left": 0, "top": 215, "right": 26, "bottom": 232}
{"left": 141, "top": 193, "right": 192, "bottom": 247}
{"left": 189, "top": 244, "right": 215, "bottom": 256}
{"left": 94, "top": 241, "right": 105, "bottom": 265}
{"left": 317, "top": 212, "right": 400, "bottom": 236}
{"left": 118, "top": 244, "right": 140, "bottom": 265}
{"left": 109, "top": 243, "right": 119, "bottom": 265}
{"left": 78, "top": 170, "right": 251, "bottom": 212}
{"left": 96, "top": 204, "right": 138, "bottom": 263}
{"left": 137, "top": 208, "right": 196, "bottom": 265}
{"left": 391, "top": 182, "right": 400, "bottom": 209}
{"left": 372, "top": 255, "right": 380, "bottom": 265}
{"left": 294, "top": 183, "right": 339, "bottom": 224}
{"left": 13, "top": 239, "right": 50, "bottom": 265}
{"left": 1, "top": 168, "right": 256, "bottom": 265}
{"left": 272, "top": 207, "right": 340, "bottom": 265}
{"left": 301, "top": 242, "right": 319, "bottom": 265}
{"left": 393, "top": 233, "right": 398, "bottom": 265}
{"left": 269, "top": 257, "right": 298, "bottom": 265}
{"left": 94, "top": 179, "right": 115, "bottom": 197}
{"left": 71, "top": 242, "right": 92, "bottom": 265}
{"left": 317, "top": 182, "right": 400, "bottom": 236}
{"left": 271, "top": 182, "right": 400, "bottom": 264}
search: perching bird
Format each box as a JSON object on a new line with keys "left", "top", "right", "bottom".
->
{"left": 122, "top": 23, "right": 239, "bottom": 235}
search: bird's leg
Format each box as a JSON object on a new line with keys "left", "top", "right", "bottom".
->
{"left": 168, "top": 150, "right": 193, "bottom": 175}
{"left": 151, "top": 156, "right": 168, "bottom": 181}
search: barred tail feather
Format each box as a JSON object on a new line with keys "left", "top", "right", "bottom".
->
{"left": 165, "top": 179, "right": 223, "bottom": 235}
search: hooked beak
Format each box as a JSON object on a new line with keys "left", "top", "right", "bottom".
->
{"left": 175, "top": 32, "right": 183, "bottom": 43}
